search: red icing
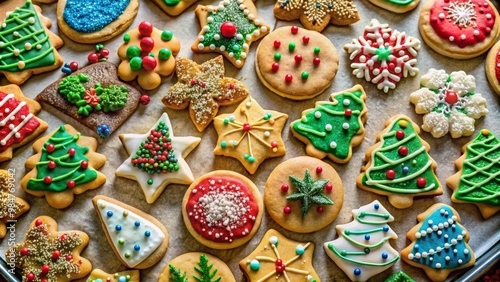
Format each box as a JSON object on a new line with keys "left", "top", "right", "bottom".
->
{"left": 0, "top": 92, "right": 40, "bottom": 153}
{"left": 495, "top": 51, "right": 500, "bottom": 82}
{"left": 429, "top": 0, "right": 496, "bottom": 48}
{"left": 186, "top": 176, "right": 259, "bottom": 243}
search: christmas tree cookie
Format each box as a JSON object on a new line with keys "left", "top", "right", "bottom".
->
{"left": 192, "top": 0, "right": 270, "bottom": 68}
{"left": 159, "top": 252, "right": 236, "bottom": 282}
{"left": 401, "top": 204, "right": 475, "bottom": 281}
{"left": 115, "top": 113, "right": 201, "bottom": 204}
{"left": 447, "top": 129, "right": 500, "bottom": 219}
{"left": 291, "top": 85, "right": 367, "bottom": 163}
{"left": 384, "top": 270, "right": 415, "bottom": 282}
{"left": 0, "top": 0, "right": 64, "bottom": 85}
{"left": 324, "top": 200, "right": 399, "bottom": 281}
{"left": 21, "top": 125, "right": 106, "bottom": 209}
{"left": 86, "top": 269, "right": 140, "bottom": 282}
{"left": 357, "top": 115, "right": 443, "bottom": 209}
{"left": 0, "top": 169, "right": 30, "bottom": 239}
{"left": 92, "top": 195, "right": 169, "bottom": 269}
{"left": 5, "top": 216, "right": 92, "bottom": 281}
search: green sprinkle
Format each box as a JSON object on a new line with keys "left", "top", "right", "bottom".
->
{"left": 126, "top": 46, "right": 141, "bottom": 59}
{"left": 301, "top": 71, "right": 309, "bottom": 79}
{"left": 147, "top": 179, "right": 153, "bottom": 185}
{"left": 161, "top": 30, "right": 173, "bottom": 41}
{"left": 130, "top": 57, "right": 142, "bottom": 71}
{"left": 288, "top": 43, "right": 296, "bottom": 51}
{"left": 248, "top": 156, "right": 256, "bottom": 163}
{"left": 124, "top": 34, "right": 130, "bottom": 43}
{"left": 274, "top": 53, "right": 281, "bottom": 61}
{"left": 221, "top": 141, "right": 227, "bottom": 148}
{"left": 314, "top": 47, "right": 320, "bottom": 54}
{"left": 159, "top": 48, "right": 172, "bottom": 60}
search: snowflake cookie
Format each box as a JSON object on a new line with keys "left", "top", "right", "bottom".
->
{"left": 410, "top": 68, "right": 488, "bottom": 138}
{"left": 344, "top": 19, "right": 421, "bottom": 93}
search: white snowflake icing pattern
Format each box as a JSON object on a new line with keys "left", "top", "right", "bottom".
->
{"left": 410, "top": 69, "right": 488, "bottom": 138}
{"left": 344, "top": 19, "right": 421, "bottom": 93}
{"left": 444, "top": 0, "right": 477, "bottom": 28}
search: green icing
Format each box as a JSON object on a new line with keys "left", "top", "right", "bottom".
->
{"left": 95, "top": 84, "right": 128, "bottom": 112}
{"left": 168, "top": 254, "right": 221, "bottom": 282}
{"left": 0, "top": 1, "right": 56, "bottom": 72}
{"left": 362, "top": 118, "right": 440, "bottom": 194}
{"left": 287, "top": 170, "right": 333, "bottom": 218}
{"left": 455, "top": 130, "right": 500, "bottom": 206}
{"left": 59, "top": 74, "right": 89, "bottom": 104}
{"left": 292, "top": 90, "right": 365, "bottom": 161}
{"left": 164, "top": 0, "right": 181, "bottom": 6}
{"left": 384, "top": 270, "right": 415, "bottom": 282}
{"left": 27, "top": 125, "right": 97, "bottom": 192}
{"left": 169, "top": 264, "right": 188, "bottom": 282}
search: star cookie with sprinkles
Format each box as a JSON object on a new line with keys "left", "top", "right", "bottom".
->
{"left": 115, "top": 113, "right": 201, "bottom": 204}
{"left": 87, "top": 269, "right": 140, "bottom": 282}
{"left": 0, "top": 0, "right": 64, "bottom": 85}
{"left": 5, "top": 216, "right": 92, "bottom": 282}
{"left": 162, "top": 56, "right": 249, "bottom": 132}
{"left": 192, "top": 0, "right": 271, "bottom": 68}
{"left": 273, "top": 0, "right": 360, "bottom": 32}
{"left": 213, "top": 96, "right": 288, "bottom": 174}
{"left": 0, "top": 169, "right": 30, "bottom": 239}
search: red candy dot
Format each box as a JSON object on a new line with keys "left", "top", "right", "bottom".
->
{"left": 276, "top": 259, "right": 283, "bottom": 266}
{"left": 26, "top": 273, "right": 35, "bottom": 281}
{"left": 44, "top": 176, "right": 52, "bottom": 184}
{"left": 396, "top": 130, "right": 405, "bottom": 140}
{"left": 66, "top": 254, "right": 73, "bottom": 261}
{"left": 81, "top": 160, "right": 89, "bottom": 169}
{"left": 35, "top": 219, "right": 43, "bottom": 226}
{"left": 271, "top": 141, "right": 278, "bottom": 148}
{"left": 142, "top": 56, "right": 157, "bottom": 71}
{"left": 20, "top": 248, "right": 29, "bottom": 256}
{"left": 140, "top": 94, "right": 150, "bottom": 105}
{"left": 60, "top": 234, "right": 67, "bottom": 241}
{"left": 386, "top": 170, "right": 396, "bottom": 180}
{"left": 140, "top": 37, "right": 155, "bottom": 52}
{"left": 316, "top": 166, "right": 323, "bottom": 173}
{"left": 291, "top": 26, "right": 299, "bottom": 34}
{"left": 68, "top": 148, "right": 76, "bottom": 156}
{"left": 67, "top": 180, "right": 75, "bottom": 189}
{"left": 88, "top": 53, "right": 99, "bottom": 64}
{"left": 69, "top": 62, "right": 78, "bottom": 71}
{"left": 271, "top": 63, "right": 279, "bottom": 71}
{"left": 285, "top": 74, "right": 293, "bottom": 82}
{"left": 398, "top": 146, "right": 408, "bottom": 156}
{"left": 52, "top": 250, "right": 60, "bottom": 260}
{"left": 41, "top": 279, "right": 48, "bottom": 282}
{"left": 294, "top": 54, "right": 302, "bottom": 64}
{"left": 417, "top": 178, "right": 427, "bottom": 188}
{"left": 139, "top": 21, "right": 153, "bottom": 37}
{"left": 221, "top": 22, "right": 237, "bottom": 38}
{"left": 41, "top": 264, "right": 50, "bottom": 274}
{"left": 243, "top": 123, "right": 251, "bottom": 131}
{"left": 99, "top": 48, "right": 109, "bottom": 58}
{"left": 313, "top": 57, "right": 321, "bottom": 65}
{"left": 274, "top": 40, "right": 281, "bottom": 48}
{"left": 325, "top": 183, "right": 333, "bottom": 192}
{"left": 302, "top": 36, "right": 310, "bottom": 43}
{"left": 317, "top": 206, "right": 324, "bottom": 213}
{"left": 283, "top": 206, "right": 291, "bottom": 214}
{"left": 46, "top": 144, "right": 55, "bottom": 153}
{"left": 345, "top": 109, "right": 352, "bottom": 117}
{"left": 445, "top": 91, "right": 458, "bottom": 105}
{"left": 48, "top": 161, "right": 56, "bottom": 169}
{"left": 281, "top": 184, "right": 289, "bottom": 192}
{"left": 276, "top": 265, "right": 285, "bottom": 273}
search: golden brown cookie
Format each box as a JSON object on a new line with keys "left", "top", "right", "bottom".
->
{"left": 255, "top": 26, "right": 339, "bottom": 100}
{"left": 265, "top": 156, "right": 343, "bottom": 233}
{"left": 0, "top": 169, "right": 30, "bottom": 239}
{"left": 159, "top": 252, "right": 235, "bottom": 282}
{"left": 6, "top": 216, "right": 92, "bottom": 281}
{"left": 485, "top": 40, "right": 500, "bottom": 95}
{"left": 21, "top": 125, "right": 106, "bottom": 209}
{"left": 401, "top": 204, "right": 475, "bottom": 282}
{"left": 367, "top": 0, "right": 419, "bottom": 13}
{"left": 182, "top": 171, "right": 263, "bottom": 249}
{"left": 0, "top": 0, "right": 64, "bottom": 85}
{"left": 87, "top": 269, "right": 140, "bottom": 282}
{"left": 418, "top": 0, "right": 500, "bottom": 59}
{"left": 149, "top": 0, "right": 200, "bottom": 16}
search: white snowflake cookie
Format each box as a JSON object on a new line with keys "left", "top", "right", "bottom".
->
{"left": 410, "top": 69, "right": 488, "bottom": 138}
{"left": 344, "top": 19, "right": 421, "bottom": 93}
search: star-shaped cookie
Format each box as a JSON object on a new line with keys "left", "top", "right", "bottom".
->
{"left": 0, "top": 169, "right": 30, "bottom": 239}
{"left": 162, "top": 56, "right": 249, "bottom": 132}
{"left": 192, "top": 0, "right": 270, "bottom": 68}
{"left": 116, "top": 113, "right": 201, "bottom": 204}
{"left": 213, "top": 96, "right": 288, "bottom": 174}
{"left": 87, "top": 269, "right": 140, "bottom": 282}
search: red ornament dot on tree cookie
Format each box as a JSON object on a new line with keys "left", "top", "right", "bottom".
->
{"left": 386, "top": 170, "right": 396, "bottom": 180}
{"left": 272, "top": 63, "right": 279, "bottom": 71}
{"left": 294, "top": 54, "right": 302, "bottom": 64}
{"left": 281, "top": 184, "right": 289, "bottom": 192}
{"left": 325, "top": 183, "right": 333, "bottom": 192}
{"left": 52, "top": 250, "right": 60, "bottom": 260}
{"left": 316, "top": 166, "right": 323, "bottom": 173}
{"left": 345, "top": 109, "right": 352, "bottom": 117}
{"left": 221, "top": 22, "right": 237, "bottom": 38}
{"left": 68, "top": 148, "right": 76, "bottom": 156}
{"left": 44, "top": 176, "right": 52, "bottom": 184}
{"left": 80, "top": 160, "right": 88, "bottom": 169}
{"left": 46, "top": 144, "right": 55, "bottom": 153}
{"left": 396, "top": 130, "right": 405, "bottom": 140}
{"left": 417, "top": 177, "right": 427, "bottom": 187}
{"left": 285, "top": 74, "right": 293, "bottom": 82}
{"left": 140, "top": 37, "right": 155, "bottom": 53}
{"left": 274, "top": 40, "right": 281, "bottom": 48}
{"left": 283, "top": 206, "right": 291, "bottom": 214}
{"left": 67, "top": 180, "right": 76, "bottom": 189}
{"left": 138, "top": 21, "right": 153, "bottom": 37}
{"left": 291, "top": 26, "right": 299, "bottom": 34}
{"left": 317, "top": 206, "right": 324, "bottom": 213}
{"left": 41, "top": 264, "right": 50, "bottom": 274}
{"left": 48, "top": 161, "right": 56, "bottom": 169}
{"left": 398, "top": 146, "right": 409, "bottom": 156}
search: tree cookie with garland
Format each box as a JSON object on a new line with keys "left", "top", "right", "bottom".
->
{"left": 239, "top": 229, "right": 320, "bottom": 282}
{"left": 0, "top": 0, "right": 64, "bottom": 85}
{"left": 87, "top": 269, "right": 140, "bottom": 282}
{"left": 401, "top": 204, "right": 476, "bottom": 282}
{"left": 367, "top": 0, "right": 419, "bottom": 13}
{"left": 162, "top": 56, "right": 249, "bottom": 132}
{"left": 273, "top": 0, "right": 359, "bottom": 32}
{"left": 21, "top": 124, "right": 106, "bottom": 209}
{"left": 410, "top": 68, "right": 488, "bottom": 138}
{"left": 117, "top": 21, "right": 180, "bottom": 90}
{"left": 419, "top": 0, "right": 500, "bottom": 59}
{"left": 255, "top": 26, "right": 339, "bottom": 100}
{"left": 182, "top": 170, "right": 263, "bottom": 249}
{"left": 291, "top": 85, "right": 367, "bottom": 163}
{"left": 92, "top": 195, "right": 169, "bottom": 269}
{"left": 159, "top": 252, "right": 236, "bottom": 282}
{"left": 356, "top": 115, "right": 443, "bottom": 209}
{"left": 115, "top": 113, "right": 200, "bottom": 204}
{"left": 150, "top": 0, "right": 200, "bottom": 16}
{"left": 56, "top": 0, "right": 139, "bottom": 44}
{"left": 446, "top": 129, "right": 500, "bottom": 219}
{"left": 5, "top": 216, "right": 92, "bottom": 282}
{"left": 485, "top": 40, "right": 500, "bottom": 96}
{"left": 213, "top": 96, "right": 288, "bottom": 174}
{"left": 0, "top": 169, "right": 30, "bottom": 239}
{"left": 192, "top": 0, "right": 270, "bottom": 68}
{"left": 324, "top": 200, "right": 399, "bottom": 282}
{"left": 0, "top": 84, "right": 48, "bottom": 163}
{"left": 384, "top": 270, "right": 415, "bottom": 282}
{"left": 264, "top": 156, "right": 343, "bottom": 233}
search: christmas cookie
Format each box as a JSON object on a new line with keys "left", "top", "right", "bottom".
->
{"left": 419, "top": 0, "right": 500, "bottom": 59}
{"left": 368, "top": 0, "right": 419, "bottom": 13}
{"left": 92, "top": 195, "right": 169, "bottom": 269}
{"left": 0, "top": 169, "right": 30, "bottom": 239}
{"left": 36, "top": 62, "right": 142, "bottom": 139}
{"left": 192, "top": 0, "right": 270, "bottom": 68}
{"left": 264, "top": 156, "right": 343, "bottom": 233}
{"left": 115, "top": 113, "right": 200, "bottom": 204}
{"left": 87, "top": 269, "right": 140, "bottom": 282}
{"left": 0, "top": 84, "right": 48, "bottom": 163}
{"left": 150, "top": 0, "right": 200, "bottom": 16}
{"left": 401, "top": 204, "right": 475, "bottom": 282}
{"left": 0, "top": 0, "right": 64, "bottom": 85}
{"left": 385, "top": 270, "right": 415, "bottom": 282}
{"left": 410, "top": 68, "right": 488, "bottom": 138}
{"left": 356, "top": 115, "right": 443, "bottom": 209}
{"left": 273, "top": 0, "right": 359, "bottom": 32}
{"left": 485, "top": 40, "right": 500, "bottom": 95}
{"left": 344, "top": 19, "right": 421, "bottom": 93}
{"left": 255, "top": 26, "right": 339, "bottom": 100}
{"left": 159, "top": 252, "right": 236, "bottom": 282}
{"left": 324, "top": 200, "right": 399, "bottom": 282}
{"left": 291, "top": 85, "right": 367, "bottom": 163}
{"left": 213, "top": 96, "right": 288, "bottom": 174}
{"left": 57, "top": 0, "right": 139, "bottom": 44}
{"left": 117, "top": 21, "right": 181, "bottom": 90}
{"left": 182, "top": 170, "right": 263, "bottom": 249}
{"left": 446, "top": 129, "right": 500, "bottom": 219}
{"left": 5, "top": 216, "right": 92, "bottom": 281}
{"left": 239, "top": 229, "right": 320, "bottom": 282}
{"left": 162, "top": 56, "right": 249, "bottom": 132}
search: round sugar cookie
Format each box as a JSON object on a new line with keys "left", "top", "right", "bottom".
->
{"left": 485, "top": 40, "right": 500, "bottom": 95}
{"left": 255, "top": 26, "right": 339, "bottom": 100}
{"left": 264, "top": 156, "right": 344, "bottom": 233}
{"left": 159, "top": 252, "right": 235, "bottom": 282}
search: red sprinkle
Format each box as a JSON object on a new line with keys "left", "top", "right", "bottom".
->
{"left": 140, "top": 37, "right": 155, "bottom": 53}
{"left": 87, "top": 53, "right": 99, "bottom": 64}
{"left": 271, "top": 63, "right": 279, "bottom": 71}
{"left": 142, "top": 56, "right": 157, "bottom": 71}
{"left": 81, "top": 160, "right": 89, "bottom": 169}
{"left": 46, "top": 144, "right": 55, "bottom": 153}
{"left": 41, "top": 264, "right": 50, "bottom": 274}
{"left": 313, "top": 57, "right": 321, "bottom": 65}
{"left": 271, "top": 141, "right": 278, "bottom": 148}
{"left": 285, "top": 74, "right": 293, "bottom": 82}
{"left": 386, "top": 170, "right": 396, "bottom": 180}
{"left": 398, "top": 146, "right": 408, "bottom": 156}
{"left": 417, "top": 178, "right": 427, "bottom": 188}
{"left": 291, "top": 26, "right": 299, "bottom": 34}
{"left": 44, "top": 176, "right": 52, "bottom": 184}
{"left": 345, "top": 109, "right": 352, "bottom": 117}
{"left": 220, "top": 21, "right": 237, "bottom": 38}
{"left": 138, "top": 21, "right": 153, "bottom": 37}
{"left": 274, "top": 40, "right": 281, "bottom": 48}
{"left": 302, "top": 36, "right": 310, "bottom": 43}
{"left": 316, "top": 166, "right": 323, "bottom": 173}
{"left": 67, "top": 180, "right": 76, "bottom": 189}
{"left": 35, "top": 219, "right": 43, "bottom": 227}
{"left": 396, "top": 130, "right": 405, "bottom": 140}
{"left": 243, "top": 123, "right": 251, "bottom": 131}
{"left": 20, "top": 248, "right": 29, "bottom": 256}
{"left": 48, "top": 161, "right": 56, "bottom": 169}
{"left": 99, "top": 48, "right": 110, "bottom": 58}
{"left": 325, "top": 183, "right": 333, "bottom": 192}
{"left": 26, "top": 273, "right": 35, "bottom": 281}
{"left": 140, "top": 94, "right": 151, "bottom": 105}
{"left": 68, "top": 148, "right": 76, "bottom": 156}
{"left": 66, "top": 254, "right": 73, "bottom": 261}
{"left": 69, "top": 62, "right": 79, "bottom": 71}
{"left": 52, "top": 250, "right": 60, "bottom": 260}
{"left": 294, "top": 54, "right": 302, "bottom": 64}
{"left": 281, "top": 184, "right": 289, "bottom": 192}
{"left": 283, "top": 206, "right": 291, "bottom": 214}
{"left": 317, "top": 206, "right": 324, "bottom": 213}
